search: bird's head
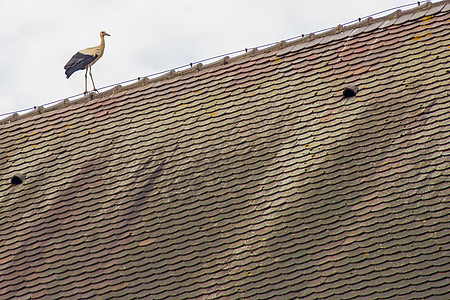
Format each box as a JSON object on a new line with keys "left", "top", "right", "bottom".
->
{"left": 100, "top": 31, "right": 111, "bottom": 37}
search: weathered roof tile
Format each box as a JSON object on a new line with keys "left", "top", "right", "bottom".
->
{"left": 1, "top": 1, "right": 450, "bottom": 299}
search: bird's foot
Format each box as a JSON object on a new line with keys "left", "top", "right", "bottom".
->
{"left": 83, "top": 89, "right": 99, "bottom": 96}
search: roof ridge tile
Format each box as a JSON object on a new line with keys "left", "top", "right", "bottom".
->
{"left": 2, "top": 2, "right": 447, "bottom": 124}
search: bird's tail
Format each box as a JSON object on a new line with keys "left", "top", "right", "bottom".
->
{"left": 65, "top": 67, "right": 79, "bottom": 79}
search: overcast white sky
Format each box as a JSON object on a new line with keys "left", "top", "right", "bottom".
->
{"left": 0, "top": 0, "right": 426, "bottom": 117}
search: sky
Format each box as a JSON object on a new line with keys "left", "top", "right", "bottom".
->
{"left": 0, "top": 0, "right": 427, "bottom": 117}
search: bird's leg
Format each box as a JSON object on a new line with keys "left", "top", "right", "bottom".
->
{"left": 89, "top": 67, "right": 98, "bottom": 93}
{"left": 84, "top": 68, "right": 88, "bottom": 95}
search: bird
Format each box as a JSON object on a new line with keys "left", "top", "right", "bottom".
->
{"left": 64, "top": 31, "right": 110, "bottom": 95}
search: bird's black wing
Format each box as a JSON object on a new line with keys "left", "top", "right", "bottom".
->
{"left": 64, "top": 52, "right": 98, "bottom": 78}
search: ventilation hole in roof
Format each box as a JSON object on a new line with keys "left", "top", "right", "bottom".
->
{"left": 11, "top": 173, "right": 25, "bottom": 185}
{"left": 343, "top": 85, "right": 359, "bottom": 98}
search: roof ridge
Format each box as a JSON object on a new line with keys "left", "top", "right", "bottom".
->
{"left": 1, "top": 0, "right": 449, "bottom": 125}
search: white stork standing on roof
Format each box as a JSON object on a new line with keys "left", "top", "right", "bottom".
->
{"left": 64, "top": 31, "right": 110, "bottom": 95}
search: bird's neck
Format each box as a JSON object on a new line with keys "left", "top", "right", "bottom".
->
{"left": 99, "top": 35, "right": 106, "bottom": 48}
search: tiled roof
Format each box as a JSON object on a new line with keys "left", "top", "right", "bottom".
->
{"left": 1, "top": 1, "right": 450, "bottom": 299}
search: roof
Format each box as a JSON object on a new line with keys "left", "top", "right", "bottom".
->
{"left": 1, "top": 1, "right": 450, "bottom": 299}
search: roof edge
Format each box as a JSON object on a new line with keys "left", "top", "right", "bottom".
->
{"left": 1, "top": 0, "right": 449, "bottom": 125}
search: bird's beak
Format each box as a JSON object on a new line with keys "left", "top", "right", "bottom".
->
{"left": 105, "top": 32, "right": 111, "bottom": 36}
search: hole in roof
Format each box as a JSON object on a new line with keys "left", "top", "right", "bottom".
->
{"left": 343, "top": 85, "right": 359, "bottom": 98}
{"left": 11, "top": 173, "right": 25, "bottom": 185}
